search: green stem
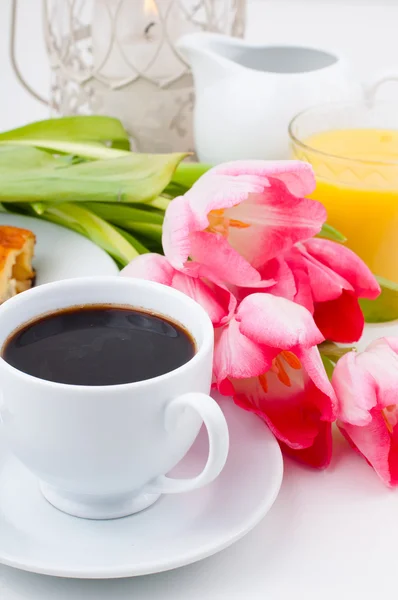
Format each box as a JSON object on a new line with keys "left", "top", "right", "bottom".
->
{"left": 146, "top": 196, "right": 170, "bottom": 211}
{"left": 38, "top": 202, "right": 139, "bottom": 266}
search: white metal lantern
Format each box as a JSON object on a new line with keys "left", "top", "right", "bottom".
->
{"left": 11, "top": 0, "right": 246, "bottom": 153}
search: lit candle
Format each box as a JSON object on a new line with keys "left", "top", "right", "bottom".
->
{"left": 92, "top": 0, "right": 194, "bottom": 88}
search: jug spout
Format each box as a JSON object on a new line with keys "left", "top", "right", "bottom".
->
{"left": 177, "top": 32, "right": 240, "bottom": 88}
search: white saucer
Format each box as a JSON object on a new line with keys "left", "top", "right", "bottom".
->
{"left": 0, "top": 213, "right": 119, "bottom": 281}
{"left": 0, "top": 397, "right": 283, "bottom": 579}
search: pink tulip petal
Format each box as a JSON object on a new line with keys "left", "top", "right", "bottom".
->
{"left": 285, "top": 249, "right": 314, "bottom": 312}
{"left": 259, "top": 257, "right": 296, "bottom": 300}
{"left": 234, "top": 257, "right": 294, "bottom": 304}
{"left": 384, "top": 337, "right": 398, "bottom": 355}
{"left": 389, "top": 426, "right": 398, "bottom": 485}
{"left": 292, "top": 265, "right": 314, "bottom": 313}
{"left": 172, "top": 271, "right": 236, "bottom": 327}
{"left": 182, "top": 160, "right": 316, "bottom": 225}
{"left": 162, "top": 169, "right": 265, "bottom": 269}
{"left": 356, "top": 338, "right": 398, "bottom": 409}
{"left": 229, "top": 335, "right": 334, "bottom": 468}
{"left": 189, "top": 231, "right": 263, "bottom": 286}
{"left": 313, "top": 290, "right": 364, "bottom": 343}
{"left": 303, "top": 238, "right": 380, "bottom": 300}
{"left": 236, "top": 293, "right": 324, "bottom": 350}
{"left": 179, "top": 262, "right": 244, "bottom": 322}
{"left": 233, "top": 385, "right": 320, "bottom": 451}
{"left": 120, "top": 253, "right": 174, "bottom": 285}
{"left": 333, "top": 337, "right": 398, "bottom": 485}
{"left": 224, "top": 177, "right": 326, "bottom": 266}
{"left": 162, "top": 195, "right": 197, "bottom": 269}
{"left": 280, "top": 420, "right": 333, "bottom": 468}
{"left": 297, "top": 244, "right": 354, "bottom": 302}
{"left": 121, "top": 254, "right": 235, "bottom": 327}
{"left": 338, "top": 412, "right": 393, "bottom": 486}
{"left": 218, "top": 377, "right": 235, "bottom": 397}
{"left": 332, "top": 351, "right": 377, "bottom": 426}
{"left": 163, "top": 160, "right": 325, "bottom": 277}
{"left": 234, "top": 361, "right": 333, "bottom": 452}
{"left": 184, "top": 174, "right": 264, "bottom": 227}
{"left": 297, "top": 346, "right": 336, "bottom": 419}
{"left": 213, "top": 318, "right": 276, "bottom": 386}
{"left": 211, "top": 160, "right": 317, "bottom": 197}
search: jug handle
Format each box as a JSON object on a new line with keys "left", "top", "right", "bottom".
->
{"left": 364, "top": 72, "right": 398, "bottom": 105}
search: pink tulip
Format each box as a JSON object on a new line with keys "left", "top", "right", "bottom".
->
{"left": 258, "top": 239, "right": 380, "bottom": 343}
{"left": 214, "top": 293, "right": 337, "bottom": 468}
{"left": 162, "top": 161, "right": 326, "bottom": 287}
{"left": 120, "top": 253, "right": 236, "bottom": 327}
{"left": 122, "top": 254, "right": 336, "bottom": 467}
{"left": 333, "top": 338, "right": 398, "bottom": 486}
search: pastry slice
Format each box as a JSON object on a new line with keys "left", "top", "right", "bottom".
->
{"left": 0, "top": 225, "right": 36, "bottom": 303}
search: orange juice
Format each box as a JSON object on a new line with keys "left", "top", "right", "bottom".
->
{"left": 293, "top": 128, "right": 398, "bottom": 282}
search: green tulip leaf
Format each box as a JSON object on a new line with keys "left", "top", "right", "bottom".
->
{"left": 320, "top": 353, "right": 336, "bottom": 380}
{"left": 114, "top": 226, "right": 151, "bottom": 255}
{"left": 38, "top": 202, "right": 138, "bottom": 266}
{"left": 317, "top": 223, "right": 347, "bottom": 243}
{"left": 360, "top": 276, "right": 398, "bottom": 323}
{"left": 86, "top": 203, "right": 165, "bottom": 225}
{"left": 319, "top": 342, "right": 356, "bottom": 380}
{"left": 0, "top": 139, "right": 128, "bottom": 161}
{"left": 0, "top": 116, "right": 130, "bottom": 152}
{"left": 169, "top": 162, "right": 211, "bottom": 189}
{"left": 318, "top": 341, "right": 355, "bottom": 362}
{"left": 0, "top": 145, "right": 187, "bottom": 205}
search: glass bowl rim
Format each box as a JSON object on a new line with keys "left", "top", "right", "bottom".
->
{"left": 288, "top": 101, "right": 398, "bottom": 167}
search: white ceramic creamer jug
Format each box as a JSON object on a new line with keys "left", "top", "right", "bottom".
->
{"left": 177, "top": 32, "right": 362, "bottom": 163}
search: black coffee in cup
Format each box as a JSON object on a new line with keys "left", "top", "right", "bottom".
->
{"left": 2, "top": 305, "right": 195, "bottom": 386}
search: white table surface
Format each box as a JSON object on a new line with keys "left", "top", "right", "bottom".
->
{"left": 1, "top": 1, "right": 398, "bottom": 598}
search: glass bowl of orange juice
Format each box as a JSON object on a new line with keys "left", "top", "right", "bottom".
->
{"left": 289, "top": 102, "right": 398, "bottom": 283}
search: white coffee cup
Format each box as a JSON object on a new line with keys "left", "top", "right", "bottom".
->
{"left": 0, "top": 277, "right": 229, "bottom": 520}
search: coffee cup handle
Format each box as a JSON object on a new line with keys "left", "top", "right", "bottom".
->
{"left": 146, "top": 393, "right": 229, "bottom": 494}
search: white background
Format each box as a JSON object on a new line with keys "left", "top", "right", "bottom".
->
{"left": 1, "top": 1, "right": 398, "bottom": 599}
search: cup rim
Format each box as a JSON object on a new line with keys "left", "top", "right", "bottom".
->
{"left": 288, "top": 100, "right": 398, "bottom": 167}
{"left": 0, "top": 276, "right": 214, "bottom": 393}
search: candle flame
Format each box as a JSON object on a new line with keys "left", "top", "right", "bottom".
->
{"left": 144, "top": 0, "right": 158, "bottom": 16}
